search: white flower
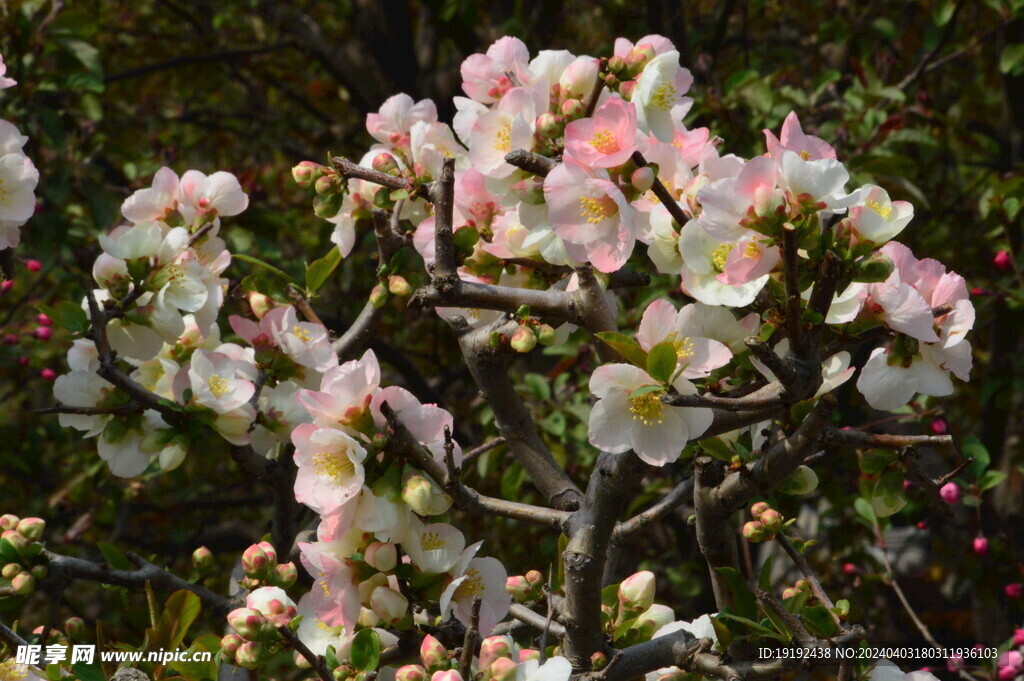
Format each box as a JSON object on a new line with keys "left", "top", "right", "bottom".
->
{"left": 439, "top": 548, "right": 511, "bottom": 636}
{"left": 0, "top": 152, "right": 38, "bottom": 223}
{"left": 187, "top": 349, "right": 255, "bottom": 413}
{"left": 515, "top": 656, "right": 573, "bottom": 681}
{"left": 634, "top": 51, "right": 693, "bottom": 142}
{"left": 53, "top": 371, "right": 114, "bottom": 437}
{"left": 401, "top": 517, "right": 466, "bottom": 574}
{"left": 867, "top": 660, "right": 939, "bottom": 681}
{"left": 678, "top": 219, "right": 770, "bottom": 307}
{"left": 0, "top": 120, "right": 28, "bottom": 155}
{"left": 121, "top": 167, "right": 180, "bottom": 223}
{"left": 777, "top": 150, "right": 853, "bottom": 209}
{"left": 846, "top": 184, "right": 914, "bottom": 245}
{"left": 177, "top": 170, "right": 248, "bottom": 221}
{"left": 467, "top": 87, "right": 539, "bottom": 178}
{"left": 292, "top": 424, "right": 368, "bottom": 515}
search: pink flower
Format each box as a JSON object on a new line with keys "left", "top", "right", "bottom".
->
{"left": 973, "top": 536, "right": 988, "bottom": 556}
{"left": 121, "top": 167, "right": 180, "bottom": 223}
{"left": 1005, "top": 582, "right": 1023, "bottom": 599}
{"left": 544, "top": 159, "right": 638, "bottom": 272}
{"left": 564, "top": 97, "right": 640, "bottom": 169}
{"left": 299, "top": 544, "right": 361, "bottom": 630}
{"left": 939, "top": 482, "right": 959, "bottom": 505}
{"left": 296, "top": 349, "right": 381, "bottom": 431}
{"left": 467, "top": 86, "right": 542, "bottom": 178}
{"left": 0, "top": 54, "right": 17, "bottom": 89}
{"left": 995, "top": 250, "right": 1013, "bottom": 270}
{"left": 1013, "top": 628, "right": 1024, "bottom": 647}
{"left": 177, "top": 170, "right": 248, "bottom": 221}
{"left": 371, "top": 385, "right": 462, "bottom": 466}
{"left": 367, "top": 94, "right": 438, "bottom": 148}
{"left": 460, "top": 37, "right": 532, "bottom": 104}
{"left": 847, "top": 185, "right": 914, "bottom": 245}
{"left": 440, "top": 552, "right": 511, "bottom": 636}
{"left": 697, "top": 156, "right": 781, "bottom": 242}
{"left": 997, "top": 651, "right": 1023, "bottom": 681}
{"left": 635, "top": 299, "right": 732, "bottom": 379}
{"left": 292, "top": 424, "right": 367, "bottom": 515}
{"left": 763, "top": 111, "right": 836, "bottom": 161}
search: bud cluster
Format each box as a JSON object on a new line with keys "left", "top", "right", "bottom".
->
{"left": 742, "top": 502, "right": 784, "bottom": 543}
{"left": 0, "top": 514, "right": 47, "bottom": 598}
{"left": 505, "top": 569, "right": 545, "bottom": 603}
{"left": 239, "top": 541, "right": 298, "bottom": 590}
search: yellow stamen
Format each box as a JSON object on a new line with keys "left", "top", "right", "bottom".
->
{"left": 589, "top": 129, "right": 619, "bottom": 154}
{"left": 629, "top": 391, "right": 666, "bottom": 426}
{"left": 578, "top": 195, "right": 618, "bottom": 224}
{"left": 649, "top": 82, "right": 677, "bottom": 111}
{"left": 865, "top": 199, "right": 892, "bottom": 220}
{"left": 421, "top": 531, "right": 445, "bottom": 550}
{"left": 292, "top": 325, "right": 312, "bottom": 342}
{"left": 313, "top": 449, "right": 356, "bottom": 483}
{"left": 493, "top": 123, "right": 512, "bottom": 153}
{"left": 0, "top": 661, "right": 28, "bottom": 681}
{"left": 456, "top": 567, "right": 484, "bottom": 597}
{"left": 665, "top": 332, "right": 695, "bottom": 362}
{"left": 711, "top": 243, "right": 732, "bottom": 273}
{"left": 743, "top": 240, "right": 762, "bottom": 259}
{"left": 799, "top": 150, "right": 812, "bottom": 161}
{"left": 207, "top": 374, "right": 230, "bottom": 397}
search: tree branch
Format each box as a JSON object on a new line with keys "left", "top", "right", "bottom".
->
{"left": 508, "top": 603, "right": 567, "bottom": 638}
{"left": 279, "top": 623, "right": 333, "bottom": 681}
{"left": 614, "top": 476, "right": 694, "bottom": 538}
{"left": 504, "top": 150, "right": 557, "bottom": 177}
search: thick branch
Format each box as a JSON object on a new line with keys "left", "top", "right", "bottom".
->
{"left": 431, "top": 158, "right": 458, "bottom": 282}
{"left": 781, "top": 224, "right": 806, "bottom": 357}
{"left": 504, "top": 150, "right": 557, "bottom": 177}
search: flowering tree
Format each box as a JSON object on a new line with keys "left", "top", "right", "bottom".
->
{"left": 1, "top": 30, "right": 1021, "bottom": 681}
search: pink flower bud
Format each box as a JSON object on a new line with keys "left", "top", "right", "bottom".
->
{"left": 561, "top": 98, "right": 586, "bottom": 120}
{"left": 64, "top": 617, "right": 86, "bottom": 640}
{"left": 0, "top": 280, "right": 12, "bottom": 293}
{"left": 227, "top": 607, "right": 265, "bottom": 640}
{"left": 535, "top": 113, "right": 563, "bottom": 139}
{"left": 742, "top": 520, "right": 766, "bottom": 542}
{"left": 590, "top": 652, "right": 608, "bottom": 671}
{"left": 518, "top": 649, "right": 539, "bottom": 662}
{"left": 234, "top": 641, "right": 262, "bottom": 669}
{"left": 11, "top": 572, "right": 35, "bottom": 595}
{"left": 39, "top": 368, "right": 56, "bottom": 381}
{"left": 1005, "top": 582, "right": 1023, "bottom": 599}
{"left": 365, "top": 542, "right": 398, "bottom": 573}
{"left": 525, "top": 569, "right": 544, "bottom": 586}
{"left": 930, "top": 419, "right": 948, "bottom": 434}
{"left": 843, "top": 563, "right": 859, "bottom": 575}
{"left": 372, "top": 153, "right": 401, "bottom": 176}
{"left": 248, "top": 292, "right": 271, "bottom": 319}
{"left": 370, "top": 586, "right": 408, "bottom": 625}
{"left": 1, "top": 564, "right": 20, "bottom": 579}
{"left": 273, "top": 562, "right": 298, "bottom": 588}
{"left": 396, "top": 665, "right": 428, "bottom": 681}
{"left": 16, "top": 517, "right": 44, "bottom": 541}
{"left": 1013, "top": 628, "right": 1024, "bottom": 647}
{"left": 370, "top": 283, "right": 389, "bottom": 309}
{"left": 36, "top": 313, "right": 52, "bottom": 326}
{"left": 759, "top": 509, "right": 784, "bottom": 535}
{"left": 34, "top": 326, "right": 52, "bottom": 341}
{"left": 25, "top": 260, "right": 41, "bottom": 272}
{"left": 781, "top": 587, "right": 800, "bottom": 599}
{"left": 636, "top": 604, "right": 675, "bottom": 637}
{"left": 241, "top": 544, "right": 270, "bottom": 578}
{"left": 221, "top": 633, "right": 244, "bottom": 657}
{"left": 388, "top": 275, "right": 412, "bottom": 297}
{"left": 994, "top": 250, "right": 1014, "bottom": 271}
{"left": 997, "top": 651, "right": 1023, "bottom": 680}
{"left": 0, "top": 515, "right": 18, "bottom": 531}
{"left": 490, "top": 658, "right": 518, "bottom": 681}
{"left": 315, "top": 173, "right": 341, "bottom": 197}
{"left": 618, "top": 80, "right": 637, "bottom": 99}
{"left": 618, "top": 570, "right": 656, "bottom": 612}
{"left": 2, "top": 334, "right": 16, "bottom": 345}
{"left": 16, "top": 356, "right": 28, "bottom": 366}
{"left": 510, "top": 325, "right": 537, "bottom": 353}
{"left": 2, "top": 530, "right": 29, "bottom": 553}
{"left": 607, "top": 56, "right": 626, "bottom": 74}
{"left": 535, "top": 324, "right": 557, "bottom": 346}
{"left": 192, "top": 545, "right": 213, "bottom": 570}
{"left": 973, "top": 536, "right": 989, "bottom": 556}
{"left": 750, "top": 501, "right": 770, "bottom": 520}
{"left": 431, "top": 671, "right": 463, "bottom": 681}
{"left": 627, "top": 43, "right": 656, "bottom": 70}
{"left": 292, "top": 161, "right": 327, "bottom": 188}
{"left": 917, "top": 521, "right": 928, "bottom": 530}
{"left": 479, "top": 636, "right": 514, "bottom": 671}
{"left": 631, "top": 167, "right": 655, "bottom": 193}
{"left": 939, "top": 482, "right": 959, "bottom": 505}
{"left": 420, "top": 634, "right": 448, "bottom": 672}
{"left": 506, "top": 575, "right": 532, "bottom": 603}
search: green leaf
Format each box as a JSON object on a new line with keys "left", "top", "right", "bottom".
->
{"left": 96, "top": 542, "right": 132, "bottom": 570}
{"left": 153, "top": 590, "right": 201, "bottom": 651}
{"left": 854, "top": 497, "right": 877, "bottom": 527}
{"left": 961, "top": 436, "right": 990, "bottom": 478}
{"left": 168, "top": 633, "right": 220, "bottom": 681}
{"left": 715, "top": 612, "right": 784, "bottom": 638}
{"left": 523, "top": 373, "right": 551, "bottom": 401}
{"left": 714, "top": 567, "right": 757, "bottom": 620}
{"left": 833, "top": 599, "right": 850, "bottom": 618}
{"left": 595, "top": 331, "right": 648, "bottom": 368}
{"left": 701, "top": 437, "right": 734, "bottom": 463}
{"left": 978, "top": 470, "right": 1008, "bottom": 491}
{"left": 777, "top": 466, "right": 819, "bottom": 495}
{"left": 646, "top": 341, "right": 678, "bottom": 384}
{"left": 871, "top": 471, "right": 907, "bottom": 518}
{"left": 0, "top": 538, "right": 21, "bottom": 564}
{"left": 758, "top": 556, "right": 774, "bottom": 591}
{"left": 934, "top": 0, "right": 957, "bottom": 25}
{"left": 1000, "top": 44, "right": 1024, "bottom": 74}
{"left": 389, "top": 188, "right": 410, "bottom": 201}
{"left": 233, "top": 253, "right": 295, "bottom": 283}
{"left": 305, "top": 246, "right": 343, "bottom": 294}
{"left": 71, "top": 663, "right": 106, "bottom": 681}
{"left": 801, "top": 604, "right": 838, "bottom": 638}
{"left": 36, "top": 302, "right": 89, "bottom": 334}
{"left": 859, "top": 449, "right": 897, "bottom": 475}
{"left": 325, "top": 645, "right": 340, "bottom": 671}
{"left": 351, "top": 628, "right": 382, "bottom": 671}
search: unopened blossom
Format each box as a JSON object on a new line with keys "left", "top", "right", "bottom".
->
{"left": 588, "top": 363, "right": 712, "bottom": 466}
{"left": 292, "top": 424, "right": 368, "bottom": 515}
{"left": 563, "top": 97, "right": 640, "bottom": 168}
{"left": 763, "top": 111, "right": 836, "bottom": 161}
{"left": 635, "top": 299, "right": 732, "bottom": 379}
{"left": 246, "top": 586, "right": 297, "bottom": 626}
{"left": 544, "top": 159, "right": 638, "bottom": 272}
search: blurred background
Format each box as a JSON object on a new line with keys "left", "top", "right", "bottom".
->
{"left": 1, "top": 0, "right": 1023, "bottom": 673}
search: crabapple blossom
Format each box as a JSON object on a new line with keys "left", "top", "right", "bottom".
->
{"left": 635, "top": 299, "right": 732, "bottom": 379}
{"left": 297, "top": 348, "right": 381, "bottom": 431}
{"left": 185, "top": 349, "right": 256, "bottom": 413}
{"left": 563, "top": 97, "right": 640, "bottom": 168}
{"left": 678, "top": 219, "right": 771, "bottom": 306}
{"left": 439, "top": 552, "right": 511, "bottom": 636}
{"left": 460, "top": 36, "right": 532, "bottom": 104}
{"left": 367, "top": 93, "right": 438, "bottom": 147}
{"left": 763, "top": 111, "right": 837, "bottom": 161}
{"left": 0, "top": 54, "right": 16, "bottom": 89}
{"left": 371, "top": 385, "right": 463, "bottom": 465}
{"left": 177, "top": 169, "right": 248, "bottom": 220}
{"left": 846, "top": 184, "right": 914, "bottom": 245}
{"left": 632, "top": 50, "right": 693, "bottom": 142}
{"left": 402, "top": 518, "right": 466, "bottom": 574}
{"left": 292, "top": 424, "right": 368, "bottom": 515}
{"left": 0, "top": 149, "right": 39, "bottom": 224}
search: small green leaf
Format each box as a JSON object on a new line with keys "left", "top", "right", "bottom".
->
{"left": 978, "top": 470, "right": 1008, "bottom": 491}
{"left": 325, "top": 645, "right": 340, "bottom": 670}
{"left": 1000, "top": 44, "right": 1024, "bottom": 74}
{"left": 700, "top": 437, "right": 734, "bottom": 463}
{"left": 524, "top": 373, "right": 551, "bottom": 401}
{"left": 801, "top": 604, "right": 838, "bottom": 638}
{"left": 233, "top": 253, "right": 295, "bottom": 283}
{"left": 595, "top": 331, "right": 648, "bottom": 368}
{"left": 714, "top": 567, "right": 757, "bottom": 620}
{"left": 647, "top": 341, "right": 678, "bottom": 384}
{"left": 96, "top": 542, "right": 132, "bottom": 570}
{"left": 854, "top": 497, "right": 877, "bottom": 527}
{"left": 758, "top": 556, "right": 774, "bottom": 591}
{"left": 833, "top": 599, "right": 850, "bottom": 618}
{"left": 871, "top": 471, "right": 907, "bottom": 517}
{"left": 390, "top": 188, "right": 410, "bottom": 201}
{"left": 71, "top": 663, "right": 106, "bottom": 681}
{"left": 714, "top": 612, "right": 784, "bottom": 638}
{"left": 961, "top": 436, "right": 990, "bottom": 478}
{"left": 0, "top": 538, "right": 21, "bottom": 564}
{"left": 351, "top": 628, "right": 382, "bottom": 671}
{"left": 168, "top": 633, "right": 220, "bottom": 681}
{"left": 934, "top": 0, "right": 956, "bottom": 25}
{"left": 778, "top": 466, "right": 819, "bottom": 495}
{"left": 859, "top": 449, "right": 898, "bottom": 475}
{"left": 305, "top": 246, "right": 343, "bottom": 294}
{"left": 37, "top": 302, "right": 89, "bottom": 334}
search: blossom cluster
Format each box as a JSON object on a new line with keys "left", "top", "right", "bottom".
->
{"left": 0, "top": 54, "right": 40, "bottom": 251}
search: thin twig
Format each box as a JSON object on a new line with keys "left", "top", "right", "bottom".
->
{"left": 504, "top": 150, "right": 557, "bottom": 177}
{"left": 279, "top": 624, "right": 334, "bottom": 681}
{"left": 896, "top": 0, "right": 966, "bottom": 91}
{"left": 458, "top": 597, "right": 482, "bottom": 680}
{"left": 631, "top": 151, "right": 689, "bottom": 230}
{"left": 776, "top": 534, "right": 841, "bottom": 628}
{"left": 462, "top": 437, "right": 507, "bottom": 464}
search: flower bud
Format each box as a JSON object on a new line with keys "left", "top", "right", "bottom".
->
{"left": 561, "top": 98, "right": 586, "bottom": 120}
{"left": 26, "top": 260, "right": 42, "bottom": 272}
{"left": 370, "top": 586, "right": 408, "bottom": 625}
{"left": 535, "top": 113, "right": 563, "bottom": 139}
{"left": 994, "top": 250, "right": 1013, "bottom": 271}
{"left": 479, "top": 636, "right": 514, "bottom": 671}
{"left": 2, "top": 530, "right": 29, "bottom": 553}
{"left": 930, "top": 419, "right": 948, "bottom": 435}
{"left": 973, "top": 536, "right": 989, "bottom": 556}
{"left": 34, "top": 326, "right": 52, "bottom": 341}
{"left": 939, "top": 482, "right": 959, "bottom": 505}
{"left": 590, "top": 652, "right": 608, "bottom": 671}
{"left": 159, "top": 441, "right": 188, "bottom": 471}
{"left": 843, "top": 563, "right": 859, "bottom": 575}
{"left": 1005, "top": 583, "right": 1023, "bottom": 599}
{"left": 856, "top": 251, "right": 895, "bottom": 283}
{"left": 234, "top": 641, "right": 262, "bottom": 669}
{"left": 192, "top": 546, "right": 214, "bottom": 571}
{"left": 292, "top": 161, "right": 327, "bottom": 188}
{"left": 525, "top": 569, "right": 544, "bottom": 587}
{"left": 535, "top": 324, "right": 557, "bottom": 346}
{"left": 64, "top": 617, "right": 86, "bottom": 641}
{"left": 618, "top": 571, "right": 655, "bottom": 612}
{"left": 759, "top": 509, "right": 783, "bottom": 535}
{"left": 227, "top": 607, "right": 266, "bottom": 640}
{"left": 0, "top": 515, "right": 20, "bottom": 532}
{"left": 510, "top": 325, "right": 537, "bottom": 353}
{"left": 1, "top": 564, "right": 20, "bottom": 579}
{"left": 220, "top": 633, "right": 244, "bottom": 658}
{"left": 490, "top": 658, "right": 518, "bottom": 681}
{"left": 358, "top": 572, "right": 389, "bottom": 607}
{"left": 420, "top": 634, "right": 449, "bottom": 672}
{"left": 249, "top": 292, "right": 272, "bottom": 319}
{"left": 40, "top": 368, "right": 56, "bottom": 381}
{"left": 273, "top": 561, "right": 298, "bottom": 588}
{"left": 795, "top": 579, "right": 810, "bottom": 591}
{"left": 630, "top": 167, "right": 655, "bottom": 193}
{"left": 313, "top": 193, "right": 344, "bottom": 219}
{"left": 505, "top": 575, "right": 533, "bottom": 603}
{"left": 431, "top": 671, "right": 463, "bottom": 681}
{"left": 518, "top": 650, "right": 540, "bottom": 663}
{"left": 241, "top": 544, "right": 271, "bottom": 578}
{"left": 635, "top": 603, "right": 675, "bottom": 638}
{"left": 397, "top": 665, "right": 428, "bottom": 681}
{"left": 30, "top": 565, "right": 47, "bottom": 581}
{"left": 372, "top": 153, "right": 402, "bottom": 176}
{"left": 370, "top": 283, "right": 389, "bottom": 309}
{"left": 11, "top": 572, "right": 35, "bottom": 595}
{"left": 0, "top": 280, "right": 11, "bottom": 293}
{"left": 388, "top": 275, "right": 412, "bottom": 297}
{"left": 365, "top": 542, "right": 398, "bottom": 573}
{"left": 750, "top": 502, "right": 770, "bottom": 520}
{"left": 402, "top": 471, "right": 453, "bottom": 516}
{"left": 781, "top": 587, "right": 800, "bottom": 599}
{"left": 742, "top": 521, "right": 766, "bottom": 542}
{"left": 1013, "top": 628, "right": 1024, "bottom": 647}
{"left": 627, "top": 44, "right": 656, "bottom": 71}
{"left": 618, "top": 80, "right": 637, "bottom": 100}
{"left": 315, "top": 173, "right": 342, "bottom": 197}
{"left": 14, "top": 518, "right": 42, "bottom": 540}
